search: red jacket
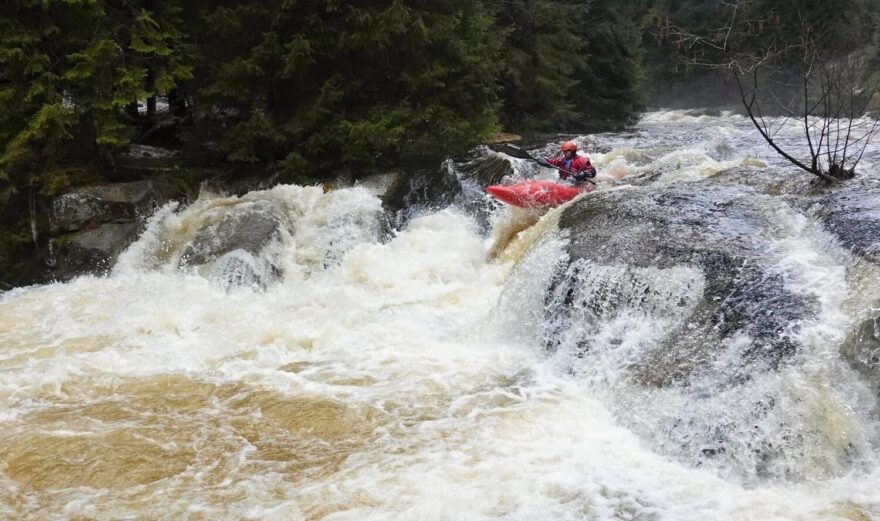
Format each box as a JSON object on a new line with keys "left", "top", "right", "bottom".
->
{"left": 547, "top": 155, "right": 596, "bottom": 183}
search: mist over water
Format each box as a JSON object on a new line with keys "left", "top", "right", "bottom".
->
{"left": 2, "top": 111, "right": 880, "bottom": 520}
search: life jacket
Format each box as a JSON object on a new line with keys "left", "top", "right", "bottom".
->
{"left": 548, "top": 154, "right": 596, "bottom": 183}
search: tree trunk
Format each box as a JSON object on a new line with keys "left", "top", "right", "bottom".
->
{"left": 125, "top": 101, "right": 140, "bottom": 120}
{"left": 146, "top": 68, "right": 157, "bottom": 117}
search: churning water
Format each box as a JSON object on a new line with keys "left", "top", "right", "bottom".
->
{"left": 2, "top": 111, "right": 880, "bottom": 520}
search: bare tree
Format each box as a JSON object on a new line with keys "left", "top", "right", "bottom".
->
{"left": 658, "top": 0, "right": 880, "bottom": 183}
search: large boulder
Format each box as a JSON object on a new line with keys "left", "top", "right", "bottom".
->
{"left": 113, "top": 185, "right": 384, "bottom": 290}
{"left": 819, "top": 177, "right": 880, "bottom": 263}
{"left": 44, "top": 175, "right": 207, "bottom": 281}
{"left": 175, "top": 198, "right": 288, "bottom": 289}
{"left": 50, "top": 181, "right": 161, "bottom": 233}
{"left": 507, "top": 179, "right": 855, "bottom": 481}
{"left": 180, "top": 202, "right": 284, "bottom": 267}
{"left": 549, "top": 181, "right": 816, "bottom": 387}
{"left": 52, "top": 222, "right": 141, "bottom": 277}
{"left": 385, "top": 165, "right": 465, "bottom": 226}
{"left": 841, "top": 307, "right": 880, "bottom": 386}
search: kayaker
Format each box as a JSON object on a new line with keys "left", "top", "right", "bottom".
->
{"left": 539, "top": 141, "right": 597, "bottom": 186}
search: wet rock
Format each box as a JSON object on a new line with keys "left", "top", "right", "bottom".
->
{"left": 43, "top": 176, "right": 204, "bottom": 281}
{"left": 200, "top": 169, "right": 281, "bottom": 198}
{"left": 536, "top": 181, "right": 836, "bottom": 480}
{"left": 358, "top": 172, "right": 402, "bottom": 203}
{"left": 50, "top": 181, "right": 159, "bottom": 233}
{"left": 819, "top": 177, "right": 880, "bottom": 263}
{"left": 171, "top": 197, "right": 296, "bottom": 289}
{"left": 705, "top": 166, "right": 813, "bottom": 196}
{"left": 53, "top": 222, "right": 141, "bottom": 277}
{"left": 456, "top": 150, "right": 516, "bottom": 187}
{"left": 48, "top": 173, "right": 205, "bottom": 237}
{"left": 385, "top": 164, "right": 466, "bottom": 227}
{"left": 551, "top": 183, "right": 815, "bottom": 387}
{"left": 841, "top": 308, "right": 880, "bottom": 385}
{"left": 180, "top": 201, "right": 284, "bottom": 268}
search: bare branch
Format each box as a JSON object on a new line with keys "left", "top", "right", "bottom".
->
{"left": 658, "top": 2, "right": 876, "bottom": 182}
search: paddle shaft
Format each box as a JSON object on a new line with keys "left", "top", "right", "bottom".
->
{"left": 499, "top": 144, "right": 596, "bottom": 186}
{"left": 538, "top": 159, "right": 597, "bottom": 186}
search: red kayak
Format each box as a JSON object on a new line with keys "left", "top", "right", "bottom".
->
{"left": 485, "top": 180, "right": 592, "bottom": 209}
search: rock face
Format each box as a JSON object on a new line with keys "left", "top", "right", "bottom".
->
{"left": 385, "top": 165, "right": 465, "bottom": 225}
{"left": 819, "top": 178, "right": 880, "bottom": 392}
{"left": 124, "top": 185, "right": 385, "bottom": 290}
{"left": 524, "top": 178, "right": 850, "bottom": 481}
{"left": 50, "top": 181, "right": 161, "bottom": 233}
{"left": 177, "top": 199, "right": 287, "bottom": 289}
{"left": 841, "top": 308, "right": 880, "bottom": 385}
{"left": 819, "top": 177, "right": 880, "bottom": 263}
{"left": 180, "top": 202, "right": 284, "bottom": 267}
{"left": 53, "top": 223, "right": 141, "bottom": 276}
{"left": 551, "top": 181, "right": 815, "bottom": 387}
{"left": 47, "top": 178, "right": 199, "bottom": 280}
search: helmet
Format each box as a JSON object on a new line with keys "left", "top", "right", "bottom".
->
{"left": 561, "top": 141, "right": 578, "bottom": 153}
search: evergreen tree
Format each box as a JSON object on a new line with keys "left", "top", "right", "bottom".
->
{"left": 490, "top": 0, "right": 643, "bottom": 132}
{"left": 571, "top": 0, "right": 644, "bottom": 128}
{"left": 187, "top": 0, "right": 503, "bottom": 179}
{"left": 0, "top": 0, "right": 191, "bottom": 201}
{"left": 492, "top": 0, "right": 589, "bottom": 132}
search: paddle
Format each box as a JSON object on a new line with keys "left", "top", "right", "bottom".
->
{"left": 497, "top": 144, "right": 597, "bottom": 186}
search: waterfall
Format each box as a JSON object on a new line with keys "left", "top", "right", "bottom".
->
{"left": 1, "top": 111, "right": 879, "bottom": 520}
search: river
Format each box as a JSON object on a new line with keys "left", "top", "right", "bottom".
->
{"left": 1, "top": 110, "right": 879, "bottom": 520}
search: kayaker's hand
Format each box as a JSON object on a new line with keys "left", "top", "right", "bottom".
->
{"left": 536, "top": 158, "right": 550, "bottom": 167}
{"left": 572, "top": 168, "right": 596, "bottom": 182}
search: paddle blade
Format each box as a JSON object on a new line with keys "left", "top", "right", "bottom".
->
{"left": 495, "top": 143, "right": 536, "bottom": 161}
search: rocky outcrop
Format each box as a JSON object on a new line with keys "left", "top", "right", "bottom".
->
{"left": 175, "top": 199, "right": 287, "bottom": 289}
{"left": 705, "top": 166, "right": 813, "bottom": 197}
{"left": 385, "top": 165, "right": 465, "bottom": 224}
{"left": 550, "top": 181, "right": 816, "bottom": 387}
{"left": 527, "top": 179, "right": 851, "bottom": 480}
{"left": 819, "top": 177, "right": 880, "bottom": 263}
{"left": 134, "top": 185, "right": 385, "bottom": 290}
{"left": 841, "top": 308, "right": 880, "bottom": 385}
{"left": 47, "top": 176, "right": 201, "bottom": 279}
{"left": 180, "top": 202, "right": 284, "bottom": 268}
{"left": 52, "top": 222, "right": 141, "bottom": 276}
{"left": 50, "top": 181, "right": 162, "bottom": 233}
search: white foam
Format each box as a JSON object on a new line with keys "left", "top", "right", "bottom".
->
{"left": 3, "top": 114, "right": 880, "bottom": 518}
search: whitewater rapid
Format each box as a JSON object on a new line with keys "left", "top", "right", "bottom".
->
{"left": 1, "top": 111, "right": 880, "bottom": 520}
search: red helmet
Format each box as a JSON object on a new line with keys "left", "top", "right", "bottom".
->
{"left": 561, "top": 141, "right": 578, "bottom": 153}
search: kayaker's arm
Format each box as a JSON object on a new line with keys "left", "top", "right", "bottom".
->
{"left": 542, "top": 157, "right": 588, "bottom": 182}
{"left": 496, "top": 142, "right": 596, "bottom": 186}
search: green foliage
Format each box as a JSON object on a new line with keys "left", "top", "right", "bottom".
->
{"left": 572, "top": 0, "right": 644, "bottom": 128}
{"left": 1, "top": 0, "right": 650, "bottom": 199}
{"left": 493, "top": 1, "right": 590, "bottom": 131}
{"left": 490, "top": 0, "right": 644, "bottom": 132}
{"left": 0, "top": 0, "right": 192, "bottom": 202}
{"left": 188, "top": 0, "right": 503, "bottom": 174}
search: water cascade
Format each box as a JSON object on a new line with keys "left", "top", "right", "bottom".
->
{"left": 1, "top": 110, "right": 880, "bottom": 520}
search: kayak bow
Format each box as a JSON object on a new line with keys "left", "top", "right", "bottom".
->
{"left": 486, "top": 180, "right": 591, "bottom": 209}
